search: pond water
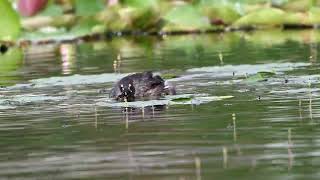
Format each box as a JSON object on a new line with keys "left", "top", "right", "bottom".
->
{"left": 1, "top": 29, "right": 320, "bottom": 179}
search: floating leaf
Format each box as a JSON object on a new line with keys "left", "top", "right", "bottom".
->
{"left": 38, "top": 3, "right": 64, "bottom": 17}
{"left": 70, "top": 18, "right": 105, "bottom": 36}
{"left": 19, "top": 28, "right": 72, "bottom": 42}
{"left": 257, "top": 71, "right": 276, "bottom": 77}
{"left": 21, "top": 14, "right": 103, "bottom": 40}
{"left": 0, "top": 0, "right": 21, "bottom": 40}
{"left": 119, "top": 7, "right": 160, "bottom": 31}
{"left": 234, "top": 8, "right": 285, "bottom": 27}
{"left": 199, "top": 1, "right": 242, "bottom": 24}
{"left": 162, "top": 5, "right": 211, "bottom": 31}
{"left": 284, "top": 12, "right": 310, "bottom": 25}
{"left": 98, "top": 5, "right": 125, "bottom": 31}
{"left": 123, "top": 0, "right": 158, "bottom": 8}
{"left": 280, "top": 0, "right": 314, "bottom": 12}
{"left": 245, "top": 71, "right": 276, "bottom": 82}
{"left": 75, "top": 0, "right": 105, "bottom": 16}
{"left": 196, "top": 96, "right": 234, "bottom": 101}
{"left": 29, "top": 73, "right": 130, "bottom": 88}
{"left": 309, "top": 7, "right": 320, "bottom": 24}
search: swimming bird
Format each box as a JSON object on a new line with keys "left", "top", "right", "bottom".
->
{"left": 109, "top": 71, "right": 176, "bottom": 101}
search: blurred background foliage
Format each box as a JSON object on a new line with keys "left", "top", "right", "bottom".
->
{"left": 1, "top": 0, "right": 320, "bottom": 43}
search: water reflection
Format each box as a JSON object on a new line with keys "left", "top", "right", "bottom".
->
{"left": 0, "top": 47, "right": 23, "bottom": 86}
{"left": 60, "top": 43, "right": 76, "bottom": 75}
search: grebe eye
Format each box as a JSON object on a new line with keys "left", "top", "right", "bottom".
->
{"left": 128, "top": 84, "right": 133, "bottom": 92}
{"left": 120, "top": 84, "right": 125, "bottom": 91}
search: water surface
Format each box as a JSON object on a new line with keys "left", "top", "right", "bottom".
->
{"left": 1, "top": 30, "right": 320, "bottom": 179}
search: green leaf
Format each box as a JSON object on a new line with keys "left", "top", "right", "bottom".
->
{"left": 38, "top": 3, "right": 63, "bottom": 17}
{"left": 21, "top": 18, "right": 106, "bottom": 41}
{"left": 280, "top": 0, "right": 314, "bottom": 12}
{"left": 163, "top": 5, "right": 211, "bottom": 31}
{"left": 123, "top": 0, "right": 158, "bottom": 8}
{"left": 0, "top": 0, "right": 21, "bottom": 40}
{"left": 199, "top": 1, "right": 242, "bottom": 24}
{"left": 75, "top": 0, "right": 105, "bottom": 16}
{"left": 234, "top": 8, "right": 285, "bottom": 27}
{"left": 284, "top": 12, "right": 310, "bottom": 25}
{"left": 20, "top": 28, "right": 69, "bottom": 41}
{"left": 70, "top": 18, "right": 104, "bottom": 36}
{"left": 257, "top": 71, "right": 276, "bottom": 77}
{"left": 245, "top": 71, "right": 276, "bottom": 82}
{"left": 195, "top": 96, "right": 234, "bottom": 102}
{"left": 309, "top": 7, "right": 320, "bottom": 24}
{"left": 171, "top": 97, "right": 193, "bottom": 102}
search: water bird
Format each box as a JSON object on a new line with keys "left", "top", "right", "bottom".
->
{"left": 109, "top": 71, "right": 176, "bottom": 102}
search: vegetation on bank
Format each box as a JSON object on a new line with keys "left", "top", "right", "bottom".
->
{"left": 1, "top": 0, "right": 320, "bottom": 46}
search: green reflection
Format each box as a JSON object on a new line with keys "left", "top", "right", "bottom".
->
{"left": 0, "top": 47, "right": 23, "bottom": 86}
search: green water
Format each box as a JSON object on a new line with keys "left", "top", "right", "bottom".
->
{"left": 0, "top": 30, "right": 320, "bottom": 179}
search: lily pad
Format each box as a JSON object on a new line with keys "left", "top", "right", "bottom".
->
{"left": 70, "top": 18, "right": 105, "bottom": 36}
{"left": 119, "top": 7, "right": 160, "bottom": 31}
{"left": 162, "top": 5, "right": 211, "bottom": 32}
{"left": 21, "top": 17, "right": 105, "bottom": 42}
{"left": 0, "top": 0, "right": 21, "bottom": 40}
{"left": 280, "top": 0, "right": 315, "bottom": 12}
{"left": 245, "top": 71, "right": 276, "bottom": 82}
{"left": 233, "top": 8, "right": 285, "bottom": 27}
{"left": 199, "top": 1, "right": 242, "bottom": 24}
{"left": 284, "top": 12, "right": 310, "bottom": 25}
{"left": 75, "top": 0, "right": 105, "bottom": 16}
{"left": 27, "top": 73, "right": 130, "bottom": 88}
{"left": 309, "top": 7, "right": 320, "bottom": 24}
{"left": 123, "top": 0, "right": 158, "bottom": 8}
{"left": 38, "top": 2, "right": 64, "bottom": 17}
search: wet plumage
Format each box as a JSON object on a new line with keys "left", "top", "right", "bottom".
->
{"left": 109, "top": 72, "right": 176, "bottom": 101}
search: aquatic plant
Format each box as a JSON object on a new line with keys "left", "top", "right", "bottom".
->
{"left": 1, "top": 0, "right": 320, "bottom": 47}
